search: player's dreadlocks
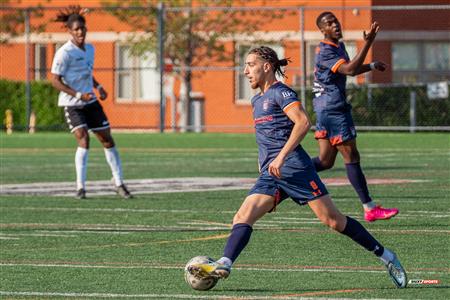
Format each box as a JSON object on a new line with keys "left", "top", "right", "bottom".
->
{"left": 249, "top": 46, "right": 290, "bottom": 78}
{"left": 54, "top": 5, "right": 87, "bottom": 28}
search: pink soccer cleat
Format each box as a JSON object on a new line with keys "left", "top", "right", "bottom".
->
{"left": 364, "top": 205, "right": 399, "bottom": 222}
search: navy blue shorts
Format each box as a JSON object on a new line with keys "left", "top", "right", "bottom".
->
{"left": 314, "top": 110, "right": 356, "bottom": 145}
{"left": 249, "top": 147, "right": 328, "bottom": 208}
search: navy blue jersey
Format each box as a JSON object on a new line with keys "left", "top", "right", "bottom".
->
{"left": 313, "top": 40, "right": 351, "bottom": 112}
{"left": 252, "top": 82, "right": 300, "bottom": 172}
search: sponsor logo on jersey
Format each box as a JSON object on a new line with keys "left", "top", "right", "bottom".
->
{"left": 254, "top": 115, "right": 273, "bottom": 124}
{"left": 282, "top": 90, "right": 295, "bottom": 98}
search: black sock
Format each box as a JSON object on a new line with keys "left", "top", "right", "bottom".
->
{"left": 345, "top": 162, "right": 372, "bottom": 204}
{"left": 223, "top": 223, "right": 253, "bottom": 263}
{"left": 341, "top": 216, "right": 384, "bottom": 257}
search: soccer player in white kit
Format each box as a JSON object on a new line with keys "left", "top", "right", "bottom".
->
{"left": 51, "top": 6, "right": 132, "bottom": 199}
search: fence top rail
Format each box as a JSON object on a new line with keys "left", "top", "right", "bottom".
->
{"left": 1, "top": 4, "right": 450, "bottom": 11}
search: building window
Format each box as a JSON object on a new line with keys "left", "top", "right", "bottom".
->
{"left": 392, "top": 42, "right": 450, "bottom": 83}
{"left": 307, "top": 40, "right": 357, "bottom": 86}
{"left": 115, "top": 45, "right": 159, "bottom": 102}
{"left": 235, "top": 43, "right": 284, "bottom": 103}
{"left": 34, "top": 44, "right": 47, "bottom": 80}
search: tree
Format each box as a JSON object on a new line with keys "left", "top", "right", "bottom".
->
{"left": 0, "top": 0, "right": 46, "bottom": 44}
{"left": 102, "top": 0, "right": 289, "bottom": 131}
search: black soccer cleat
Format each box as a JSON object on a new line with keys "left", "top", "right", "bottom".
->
{"left": 75, "top": 188, "right": 86, "bottom": 199}
{"left": 116, "top": 184, "right": 133, "bottom": 199}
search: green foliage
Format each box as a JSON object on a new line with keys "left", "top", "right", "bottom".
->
{"left": 0, "top": 2, "right": 47, "bottom": 44}
{"left": 300, "top": 84, "right": 450, "bottom": 126}
{"left": 0, "top": 79, "right": 64, "bottom": 130}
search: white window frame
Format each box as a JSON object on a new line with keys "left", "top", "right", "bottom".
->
{"left": 392, "top": 41, "right": 450, "bottom": 83}
{"left": 115, "top": 44, "right": 159, "bottom": 103}
{"left": 34, "top": 44, "right": 47, "bottom": 80}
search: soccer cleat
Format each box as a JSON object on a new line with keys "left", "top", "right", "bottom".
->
{"left": 75, "top": 188, "right": 86, "bottom": 199}
{"left": 116, "top": 184, "right": 133, "bottom": 199}
{"left": 385, "top": 253, "right": 407, "bottom": 288}
{"left": 364, "top": 205, "right": 399, "bottom": 222}
{"left": 187, "top": 261, "right": 231, "bottom": 279}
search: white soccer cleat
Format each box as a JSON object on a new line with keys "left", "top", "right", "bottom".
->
{"left": 188, "top": 261, "right": 231, "bottom": 279}
{"left": 385, "top": 253, "right": 407, "bottom": 288}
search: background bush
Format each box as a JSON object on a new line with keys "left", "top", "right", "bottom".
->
{"left": 0, "top": 79, "right": 65, "bottom": 131}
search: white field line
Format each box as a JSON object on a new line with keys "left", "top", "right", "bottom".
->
{"left": 0, "top": 291, "right": 414, "bottom": 300}
{"left": 0, "top": 262, "right": 446, "bottom": 275}
{"left": 5, "top": 207, "right": 450, "bottom": 218}
{"left": 0, "top": 177, "right": 429, "bottom": 197}
{"left": 1, "top": 223, "right": 449, "bottom": 234}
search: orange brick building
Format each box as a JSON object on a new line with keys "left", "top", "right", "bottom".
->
{"left": 1, "top": 0, "right": 449, "bottom": 131}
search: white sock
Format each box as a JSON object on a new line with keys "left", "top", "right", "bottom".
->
{"left": 217, "top": 257, "right": 232, "bottom": 267}
{"left": 104, "top": 146, "right": 123, "bottom": 187}
{"left": 75, "top": 147, "right": 88, "bottom": 190}
{"left": 363, "top": 201, "right": 377, "bottom": 211}
{"left": 379, "top": 248, "right": 395, "bottom": 265}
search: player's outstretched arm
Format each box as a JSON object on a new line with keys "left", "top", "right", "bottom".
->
{"left": 337, "top": 21, "right": 380, "bottom": 76}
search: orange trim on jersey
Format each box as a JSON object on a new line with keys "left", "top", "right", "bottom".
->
{"left": 321, "top": 40, "right": 339, "bottom": 48}
{"left": 330, "top": 135, "right": 344, "bottom": 146}
{"left": 331, "top": 58, "right": 346, "bottom": 73}
{"left": 314, "top": 130, "right": 327, "bottom": 139}
{"left": 283, "top": 101, "right": 300, "bottom": 113}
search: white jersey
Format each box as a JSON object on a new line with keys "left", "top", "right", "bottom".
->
{"left": 51, "top": 40, "right": 97, "bottom": 107}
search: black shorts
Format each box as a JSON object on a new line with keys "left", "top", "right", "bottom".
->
{"left": 64, "top": 101, "right": 110, "bottom": 132}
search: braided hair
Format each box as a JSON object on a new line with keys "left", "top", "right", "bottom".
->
{"left": 54, "top": 5, "right": 87, "bottom": 28}
{"left": 249, "top": 46, "right": 290, "bottom": 78}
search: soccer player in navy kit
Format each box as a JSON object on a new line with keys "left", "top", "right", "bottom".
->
{"left": 51, "top": 6, "right": 132, "bottom": 199}
{"left": 188, "top": 46, "right": 407, "bottom": 289}
{"left": 312, "top": 12, "right": 398, "bottom": 222}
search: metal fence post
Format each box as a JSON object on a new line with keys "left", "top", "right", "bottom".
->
{"left": 409, "top": 90, "right": 416, "bottom": 133}
{"left": 158, "top": 2, "right": 165, "bottom": 133}
{"left": 299, "top": 7, "right": 306, "bottom": 110}
{"left": 24, "top": 8, "right": 31, "bottom": 131}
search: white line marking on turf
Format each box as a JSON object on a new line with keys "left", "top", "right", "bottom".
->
{"left": 0, "top": 262, "right": 446, "bottom": 275}
{"left": 1, "top": 177, "right": 429, "bottom": 197}
{"left": 0, "top": 291, "right": 414, "bottom": 300}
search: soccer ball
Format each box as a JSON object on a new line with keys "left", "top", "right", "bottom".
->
{"left": 184, "top": 256, "right": 219, "bottom": 291}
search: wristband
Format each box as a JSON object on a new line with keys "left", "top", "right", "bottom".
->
{"left": 369, "top": 62, "right": 376, "bottom": 70}
{"left": 75, "top": 92, "right": 82, "bottom": 99}
{"left": 96, "top": 85, "right": 103, "bottom": 90}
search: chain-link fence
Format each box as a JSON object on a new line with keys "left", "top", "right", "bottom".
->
{"left": 1, "top": 3, "right": 449, "bottom": 132}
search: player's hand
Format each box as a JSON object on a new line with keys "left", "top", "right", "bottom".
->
{"left": 268, "top": 156, "right": 285, "bottom": 179}
{"left": 373, "top": 61, "right": 387, "bottom": 72}
{"left": 81, "top": 93, "right": 94, "bottom": 101}
{"left": 363, "top": 21, "right": 380, "bottom": 42}
{"left": 98, "top": 87, "right": 108, "bottom": 100}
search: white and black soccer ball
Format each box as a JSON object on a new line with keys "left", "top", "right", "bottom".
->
{"left": 184, "top": 256, "right": 218, "bottom": 291}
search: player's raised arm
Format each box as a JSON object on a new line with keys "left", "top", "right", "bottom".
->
{"left": 338, "top": 21, "right": 380, "bottom": 76}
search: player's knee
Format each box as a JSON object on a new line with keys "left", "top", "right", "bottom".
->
{"left": 319, "top": 213, "right": 342, "bottom": 231}
{"left": 319, "top": 158, "right": 334, "bottom": 170}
